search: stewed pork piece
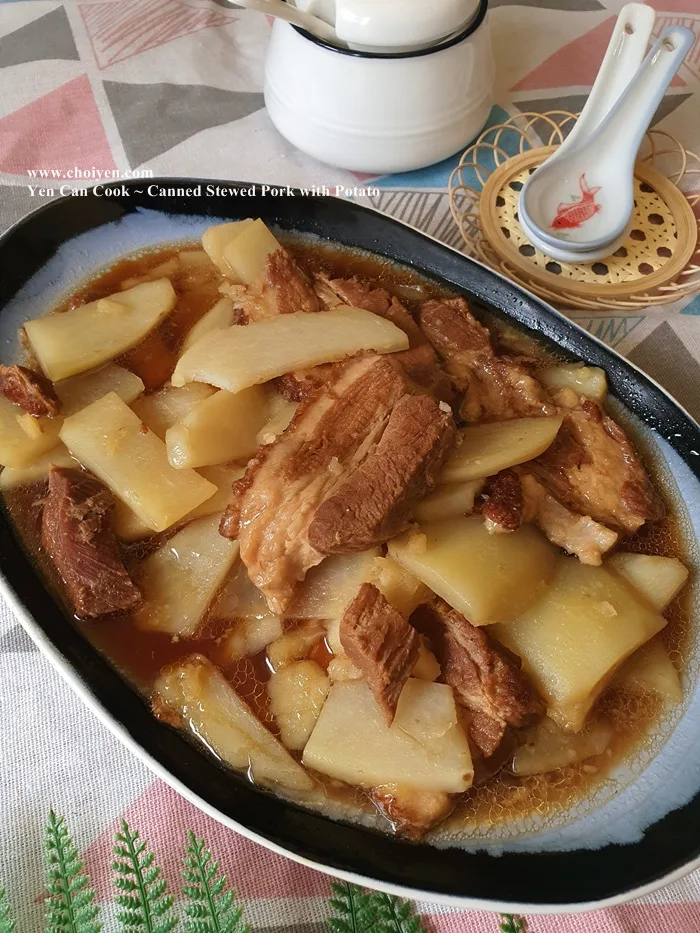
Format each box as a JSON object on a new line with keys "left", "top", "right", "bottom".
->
{"left": 412, "top": 599, "right": 544, "bottom": 758}
{"left": 316, "top": 273, "right": 427, "bottom": 348}
{"left": 41, "top": 467, "right": 141, "bottom": 617}
{"left": 220, "top": 354, "right": 410, "bottom": 613}
{"left": 339, "top": 582, "right": 421, "bottom": 723}
{"left": 221, "top": 247, "right": 319, "bottom": 321}
{"left": 0, "top": 364, "right": 61, "bottom": 417}
{"left": 529, "top": 395, "right": 665, "bottom": 534}
{"left": 308, "top": 393, "right": 456, "bottom": 553}
{"left": 482, "top": 469, "right": 619, "bottom": 565}
{"left": 418, "top": 296, "right": 555, "bottom": 423}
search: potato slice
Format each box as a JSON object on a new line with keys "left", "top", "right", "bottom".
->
{"left": 181, "top": 298, "right": 235, "bottom": 354}
{"left": 609, "top": 553, "right": 688, "bottom": 612}
{"left": 0, "top": 444, "right": 77, "bottom": 488}
{"left": 134, "top": 515, "right": 239, "bottom": 635}
{"left": 512, "top": 718, "right": 613, "bottom": 776}
{"left": 55, "top": 364, "right": 145, "bottom": 416}
{"left": 202, "top": 220, "right": 254, "bottom": 277}
{"left": 492, "top": 557, "right": 667, "bottom": 725}
{"left": 267, "top": 620, "right": 326, "bottom": 672}
{"left": 289, "top": 549, "right": 381, "bottom": 619}
{"left": 154, "top": 654, "right": 313, "bottom": 791}
{"left": 222, "top": 218, "right": 282, "bottom": 285}
{"left": 412, "top": 639, "right": 441, "bottom": 682}
{"left": 60, "top": 392, "right": 216, "bottom": 532}
{"left": 171, "top": 308, "right": 409, "bottom": 393}
{"left": 221, "top": 616, "right": 284, "bottom": 661}
{"left": 257, "top": 392, "right": 297, "bottom": 446}
{"left": 413, "top": 480, "right": 483, "bottom": 522}
{"left": 303, "top": 679, "right": 473, "bottom": 793}
{"left": 537, "top": 364, "right": 607, "bottom": 403}
{"left": 389, "top": 517, "right": 555, "bottom": 625}
{"left": 113, "top": 464, "right": 243, "bottom": 540}
{"left": 213, "top": 562, "right": 270, "bottom": 621}
{"left": 166, "top": 385, "right": 268, "bottom": 469}
{"left": 0, "top": 363, "right": 146, "bottom": 470}
{"left": 25, "top": 279, "right": 177, "bottom": 381}
{"left": 440, "top": 416, "right": 563, "bottom": 483}
{"left": 0, "top": 396, "right": 63, "bottom": 467}
{"left": 616, "top": 636, "right": 682, "bottom": 703}
{"left": 215, "top": 549, "right": 381, "bottom": 623}
{"left": 327, "top": 658, "right": 363, "bottom": 682}
{"left": 367, "top": 556, "right": 431, "bottom": 616}
{"left": 268, "top": 660, "right": 330, "bottom": 751}
{"left": 120, "top": 258, "right": 179, "bottom": 290}
{"left": 132, "top": 383, "right": 215, "bottom": 439}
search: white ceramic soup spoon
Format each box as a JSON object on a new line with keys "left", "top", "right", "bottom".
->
{"left": 235, "top": 0, "right": 342, "bottom": 44}
{"left": 518, "top": 25, "right": 694, "bottom": 254}
{"left": 546, "top": 3, "right": 655, "bottom": 163}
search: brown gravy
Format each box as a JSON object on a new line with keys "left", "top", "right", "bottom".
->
{"left": 3, "top": 238, "right": 695, "bottom": 841}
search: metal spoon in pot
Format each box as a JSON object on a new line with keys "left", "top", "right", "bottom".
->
{"left": 234, "top": 0, "right": 344, "bottom": 45}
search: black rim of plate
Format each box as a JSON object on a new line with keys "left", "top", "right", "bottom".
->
{"left": 0, "top": 180, "right": 699, "bottom": 910}
{"left": 289, "top": 0, "right": 489, "bottom": 60}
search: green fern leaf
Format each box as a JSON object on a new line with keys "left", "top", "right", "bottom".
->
{"left": 368, "top": 892, "right": 429, "bottom": 933}
{"left": 181, "top": 831, "right": 249, "bottom": 933}
{"left": 112, "top": 819, "right": 177, "bottom": 933}
{"left": 44, "top": 811, "right": 101, "bottom": 933}
{"left": 499, "top": 915, "right": 526, "bottom": 933}
{"left": 0, "top": 887, "right": 16, "bottom": 933}
{"left": 326, "top": 882, "right": 381, "bottom": 933}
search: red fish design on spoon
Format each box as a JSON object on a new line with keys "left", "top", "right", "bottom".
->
{"left": 551, "top": 174, "right": 602, "bottom": 230}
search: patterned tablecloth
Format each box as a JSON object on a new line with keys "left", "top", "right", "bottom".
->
{"left": 1, "top": 1, "right": 700, "bottom": 930}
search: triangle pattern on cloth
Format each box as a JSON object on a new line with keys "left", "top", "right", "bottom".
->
{"left": 512, "top": 16, "right": 687, "bottom": 91}
{"left": 370, "top": 190, "right": 466, "bottom": 250}
{"left": 514, "top": 92, "right": 694, "bottom": 132}
{"left": 0, "top": 624, "right": 38, "bottom": 653}
{"left": 81, "top": 780, "right": 330, "bottom": 902}
{"left": 569, "top": 313, "right": 644, "bottom": 348}
{"left": 104, "top": 81, "right": 264, "bottom": 168}
{"left": 0, "top": 75, "right": 116, "bottom": 177}
{"left": 0, "top": 183, "right": 49, "bottom": 235}
{"left": 653, "top": 13, "right": 700, "bottom": 82}
{"left": 489, "top": 0, "right": 603, "bottom": 9}
{"left": 79, "top": 0, "right": 238, "bottom": 70}
{"left": 628, "top": 321, "right": 700, "bottom": 424}
{"left": 0, "top": 6, "right": 79, "bottom": 67}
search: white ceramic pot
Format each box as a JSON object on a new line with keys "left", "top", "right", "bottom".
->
{"left": 264, "top": 2, "right": 494, "bottom": 174}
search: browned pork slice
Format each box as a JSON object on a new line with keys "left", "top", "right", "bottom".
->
{"left": 481, "top": 469, "right": 619, "bottom": 565}
{"left": 308, "top": 394, "right": 456, "bottom": 553}
{"left": 340, "top": 583, "right": 420, "bottom": 723}
{"left": 418, "top": 297, "right": 555, "bottom": 423}
{"left": 520, "top": 474, "right": 618, "bottom": 565}
{"left": 412, "top": 599, "right": 543, "bottom": 758}
{"left": 315, "top": 273, "right": 426, "bottom": 348}
{"left": 220, "top": 248, "right": 319, "bottom": 321}
{"left": 219, "top": 355, "right": 408, "bottom": 613}
{"left": 369, "top": 784, "right": 455, "bottom": 840}
{"left": 277, "top": 344, "right": 455, "bottom": 407}
{"left": 42, "top": 467, "right": 141, "bottom": 617}
{"left": 529, "top": 396, "right": 664, "bottom": 534}
{"left": 481, "top": 469, "right": 523, "bottom": 533}
{"left": 0, "top": 363, "right": 60, "bottom": 417}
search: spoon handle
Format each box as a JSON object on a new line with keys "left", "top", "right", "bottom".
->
{"left": 559, "top": 3, "right": 655, "bottom": 155}
{"left": 235, "top": 0, "right": 341, "bottom": 43}
{"left": 593, "top": 25, "right": 695, "bottom": 162}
